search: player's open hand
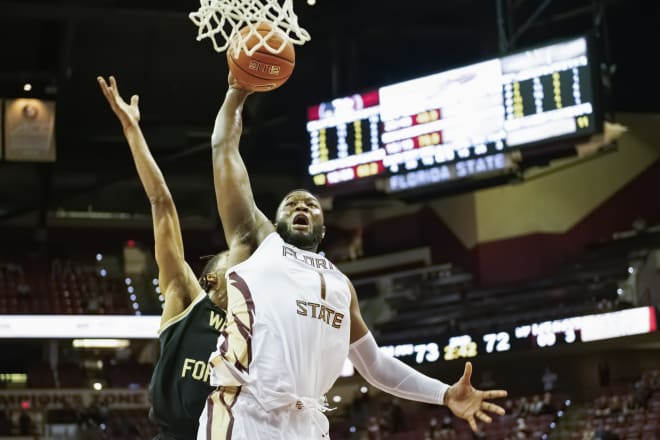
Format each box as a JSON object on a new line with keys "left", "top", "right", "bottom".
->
{"left": 445, "top": 361, "right": 508, "bottom": 432}
{"left": 97, "top": 76, "right": 140, "bottom": 130}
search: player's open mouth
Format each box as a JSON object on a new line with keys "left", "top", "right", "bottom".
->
{"left": 292, "top": 213, "right": 309, "bottom": 228}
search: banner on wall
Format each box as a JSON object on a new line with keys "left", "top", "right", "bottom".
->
{"left": 3, "top": 98, "right": 56, "bottom": 162}
{"left": 0, "top": 315, "right": 160, "bottom": 338}
{"left": 0, "top": 389, "right": 149, "bottom": 410}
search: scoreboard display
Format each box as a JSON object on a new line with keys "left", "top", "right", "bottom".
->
{"left": 306, "top": 37, "right": 600, "bottom": 193}
{"left": 307, "top": 90, "right": 383, "bottom": 186}
{"left": 379, "top": 306, "right": 657, "bottom": 366}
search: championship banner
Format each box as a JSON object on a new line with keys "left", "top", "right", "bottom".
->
{"left": 3, "top": 98, "right": 56, "bottom": 162}
{"left": 0, "top": 389, "right": 149, "bottom": 410}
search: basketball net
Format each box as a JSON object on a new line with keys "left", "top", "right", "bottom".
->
{"left": 189, "top": 0, "right": 311, "bottom": 57}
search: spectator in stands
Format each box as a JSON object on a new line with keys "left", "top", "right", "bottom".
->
{"left": 594, "top": 428, "right": 620, "bottom": 440}
{"left": 650, "top": 369, "right": 660, "bottom": 390}
{"left": 381, "top": 398, "right": 406, "bottom": 433}
{"left": 594, "top": 395, "right": 610, "bottom": 417}
{"left": 76, "top": 414, "right": 103, "bottom": 440}
{"left": 86, "top": 402, "right": 106, "bottom": 427}
{"left": 349, "top": 390, "right": 372, "bottom": 430}
{"left": 428, "top": 415, "right": 459, "bottom": 440}
{"left": 510, "top": 417, "right": 530, "bottom": 439}
{"left": 472, "top": 428, "right": 486, "bottom": 439}
{"left": 0, "top": 409, "right": 11, "bottom": 435}
{"left": 18, "top": 410, "right": 32, "bottom": 435}
{"left": 502, "top": 398, "right": 514, "bottom": 415}
{"left": 16, "top": 281, "right": 30, "bottom": 296}
{"left": 512, "top": 397, "right": 530, "bottom": 418}
{"left": 366, "top": 416, "right": 382, "bottom": 440}
{"left": 98, "top": 76, "right": 249, "bottom": 440}
{"left": 528, "top": 394, "right": 543, "bottom": 415}
{"left": 540, "top": 392, "right": 555, "bottom": 414}
{"left": 542, "top": 366, "right": 558, "bottom": 392}
{"left": 437, "top": 416, "right": 458, "bottom": 440}
{"left": 632, "top": 376, "right": 652, "bottom": 409}
{"left": 118, "top": 419, "right": 141, "bottom": 440}
{"left": 596, "top": 298, "right": 614, "bottom": 312}
{"left": 425, "top": 416, "right": 438, "bottom": 439}
{"left": 84, "top": 293, "right": 101, "bottom": 314}
{"left": 607, "top": 395, "right": 623, "bottom": 415}
{"left": 581, "top": 420, "right": 597, "bottom": 440}
{"left": 622, "top": 393, "right": 635, "bottom": 416}
{"left": 4, "top": 263, "right": 31, "bottom": 298}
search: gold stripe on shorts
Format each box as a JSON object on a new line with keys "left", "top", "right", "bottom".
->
{"left": 206, "top": 386, "right": 241, "bottom": 440}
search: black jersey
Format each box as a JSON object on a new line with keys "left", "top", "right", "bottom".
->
{"left": 148, "top": 292, "right": 226, "bottom": 439}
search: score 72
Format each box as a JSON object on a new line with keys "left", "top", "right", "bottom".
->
{"left": 483, "top": 332, "right": 511, "bottom": 354}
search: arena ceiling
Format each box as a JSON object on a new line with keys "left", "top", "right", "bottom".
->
{"left": 0, "top": 0, "right": 657, "bottom": 230}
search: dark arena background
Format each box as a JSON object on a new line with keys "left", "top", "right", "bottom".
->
{"left": 1, "top": 0, "right": 659, "bottom": 439}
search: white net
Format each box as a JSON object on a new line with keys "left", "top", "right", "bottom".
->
{"left": 189, "top": 0, "right": 311, "bottom": 57}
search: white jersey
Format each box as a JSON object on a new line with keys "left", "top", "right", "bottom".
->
{"left": 207, "top": 232, "right": 352, "bottom": 412}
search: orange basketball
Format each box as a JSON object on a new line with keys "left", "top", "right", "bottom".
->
{"left": 227, "top": 23, "right": 295, "bottom": 92}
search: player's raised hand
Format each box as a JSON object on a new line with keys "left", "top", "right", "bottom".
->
{"left": 97, "top": 76, "right": 140, "bottom": 130}
{"left": 227, "top": 72, "right": 253, "bottom": 96}
{"left": 444, "top": 361, "right": 508, "bottom": 432}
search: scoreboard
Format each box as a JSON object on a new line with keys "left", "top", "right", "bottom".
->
{"left": 378, "top": 307, "right": 657, "bottom": 366}
{"left": 307, "top": 91, "right": 383, "bottom": 186}
{"left": 306, "top": 37, "right": 599, "bottom": 193}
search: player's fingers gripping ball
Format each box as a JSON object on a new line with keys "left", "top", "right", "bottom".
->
{"left": 227, "top": 23, "right": 295, "bottom": 92}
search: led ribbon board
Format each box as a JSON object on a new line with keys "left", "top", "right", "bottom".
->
{"left": 377, "top": 306, "right": 657, "bottom": 364}
{"left": 0, "top": 315, "right": 161, "bottom": 339}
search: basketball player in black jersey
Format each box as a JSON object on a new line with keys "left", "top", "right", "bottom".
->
{"left": 98, "top": 76, "right": 247, "bottom": 439}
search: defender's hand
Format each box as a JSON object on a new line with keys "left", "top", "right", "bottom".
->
{"left": 97, "top": 76, "right": 140, "bottom": 130}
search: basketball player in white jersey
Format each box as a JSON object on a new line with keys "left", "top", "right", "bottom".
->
{"left": 197, "top": 74, "right": 508, "bottom": 439}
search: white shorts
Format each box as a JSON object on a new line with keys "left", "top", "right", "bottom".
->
{"left": 198, "top": 387, "right": 330, "bottom": 440}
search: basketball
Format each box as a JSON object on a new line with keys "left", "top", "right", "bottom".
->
{"left": 227, "top": 23, "right": 295, "bottom": 92}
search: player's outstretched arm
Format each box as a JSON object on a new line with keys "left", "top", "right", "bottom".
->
{"left": 347, "top": 282, "right": 507, "bottom": 433}
{"left": 211, "top": 74, "right": 273, "bottom": 252}
{"left": 97, "top": 76, "right": 199, "bottom": 324}
{"left": 443, "top": 361, "right": 508, "bottom": 432}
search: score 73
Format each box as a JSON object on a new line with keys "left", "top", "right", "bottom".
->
{"left": 483, "top": 332, "right": 512, "bottom": 354}
{"left": 413, "top": 343, "right": 440, "bottom": 364}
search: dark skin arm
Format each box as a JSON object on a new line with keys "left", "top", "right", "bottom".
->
{"left": 348, "top": 281, "right": 507, "bottom": 432}
{"left": 98, "top": 76, "right": 201, "bottom": 326}
{"left": 211, "top": 74, "right": 274, "bottom": 255}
